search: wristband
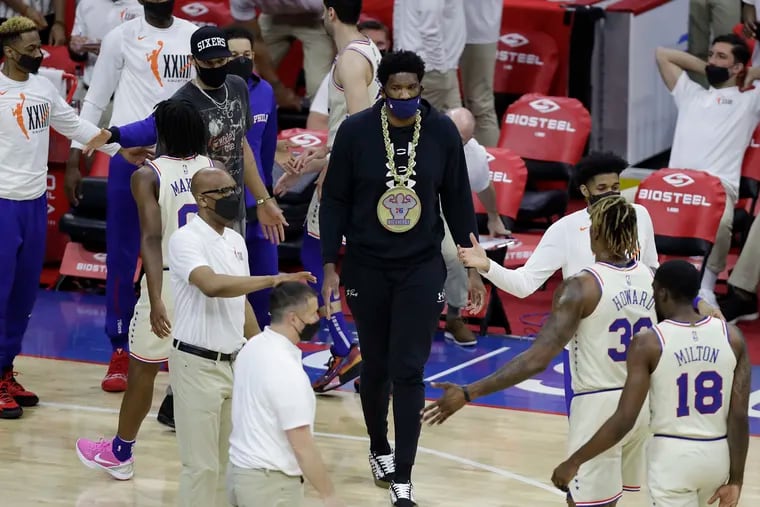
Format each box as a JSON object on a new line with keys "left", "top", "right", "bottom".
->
{"left": 256, "top": 195, "right": 274, "bottom": 206}
{"left": 461, "top": 385, "right": 471, "bottom": 403}
{"left": 107, "top": 126, "right": 121, "bottom": 144}
{"left": 692, "top": 295, "right": 703, "bottom": 309}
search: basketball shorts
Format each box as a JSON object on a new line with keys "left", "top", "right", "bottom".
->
{"left": 567, "top": 389, "right": 650, "bottom": 506}
{"left": 128, "top": 270, "right": 175, "bottom": 363}
{"left": 306, "top": 192, "right": 320, "bottom": 239}
{"left": 647, "top": 436, "right": 729, "bottom": 507}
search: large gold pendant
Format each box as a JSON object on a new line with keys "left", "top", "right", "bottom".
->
{"left": 376, "top": 185, "right": 422, "bottom": 233}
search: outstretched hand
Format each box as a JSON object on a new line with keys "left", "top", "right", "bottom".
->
{"left": 708, "top": 484, "right": 741, "bottom": 507}
{"left": 458, "top": 232, "right": 490, "bottom": 272}
{"left": 420, "top": 382, "right": 467, "bottom": 425}
{"left": 274, "top": 271, "right": 317, "bottom": 286}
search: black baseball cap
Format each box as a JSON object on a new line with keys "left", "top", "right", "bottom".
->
{"left": 191, "top": 26, "right": 232, "bottom": 61}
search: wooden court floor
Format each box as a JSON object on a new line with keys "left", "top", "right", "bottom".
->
{"left": 2, "top": 356, "right": 759, "bottom": 506}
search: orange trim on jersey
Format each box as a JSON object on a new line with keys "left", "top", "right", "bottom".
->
{"left": 574, "top": 491, "right": 623, "bottom": 507}
{"left": 129, "top": 350, "right": 169, "bottom": 364}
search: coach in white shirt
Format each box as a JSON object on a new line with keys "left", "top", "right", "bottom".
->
{"left": 167, "top": 167, "right": 313, "bottom": 507}
{"left": 393, "top": 0, "right": 465, "bottom": 111}
{"left": 461, "top": 0, "right": 502, "bottom": 146}
{"left": 654, "top": 35, "right": 760, "bottom": 306}
{"left": 228, "top": 282, "right": 344, "bottom": 507}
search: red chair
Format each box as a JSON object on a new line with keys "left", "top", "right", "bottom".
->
{"left": 173, "top": 0, "right": 234, "bottom": 27}
{"left": 462, "top": 148, "right": 529, "bottom": 334}
{"left": 498, "top": 94, "right": 592, "bottom": 229}
{"left": 40, "top": 45, "right": 80, "bottom": 75}
{"left": 733, "top": 23, "right": 756, "bottom": 54}
{"left": 634, "top": 169, "right": 727, "bottom": 276}
{"left": 493, "top": 29, "right": 559, "bottom": 96}
{"left": 278, "top": 128, "right": 328, "bottom": 149}
{"left": 735, "top": 123, "right": 760, "bottom": 245}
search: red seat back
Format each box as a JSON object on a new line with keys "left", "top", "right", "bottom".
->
{"left": 740, "top": 123, "right": 760, "bottom": 184}
{"left": 173, "top": 0, "right": 233, "bottom": 27}
{"left": 473, "top": 148, "right": 528, "bottom": 221}
{"left": 733, "top": 23, "right": 756, "bottom": 55}
{"left": 634, "top": 169, "right": 726, "bottom": 258}
{"left": 498, "top": 94, "right": 591, "bottom": 165}
{"left": 493, "top": 29, "right": 559, "bottom": 95}
{"left": 40, "top": 45, "right": 79, "bottom": 75}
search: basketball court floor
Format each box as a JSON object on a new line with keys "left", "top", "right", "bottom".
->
{"left": 2, "top": 290, "right": 759, "bottom": 506}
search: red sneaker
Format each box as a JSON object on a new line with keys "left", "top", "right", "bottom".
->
{"left": 312, "top": 344, "right": 362, "bottom": 393}
{"left": 101, "top": 349, "right": 129, "bottom": 392}
{"left": 0, "top": 382, "right": 22, "bottom": 419}
{"left": 2, "top": 370, "right": 38, "bottom": 406}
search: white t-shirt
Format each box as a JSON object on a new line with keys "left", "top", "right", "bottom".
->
{"left": 669, "top": 72, "right": 760, "bottom": 198}
{"left": 71, "top": 0, "right": 143, "bottom": 86}
{"left": 168, "top": 217, "right": 249, "bottom": 354}
{"left": 0, "top": 72, "right": 104, "bottom": 200}
{"left": 71, "top": 16, "right": 198, "bottom": 150}
{"left": 393, "top": 0, "right": 466, "bottom": 72}
{"left": 310, "top": 73, "right": 329, "bottom": 116}
{"left": 480, "top": 204, "right": 659, "bottom": 298}
{"left": 229, "top": 327, "right": 316, "bottom": 476}
{"left": 464, "top": 0, "right": 503, "bottom": 45}
{"left": 464, "top": 138, "right": 491, "bottom": 193}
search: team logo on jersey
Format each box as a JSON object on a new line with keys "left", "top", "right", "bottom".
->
{"left": 146, "top": 40, "right": 193, "bottom": 87}
{"left": 499, "top": 33, "right": 529, "bottom": 48}
{"left": 528, "top": 98, "right": 560, "bottom": 114}
{"left": 12, "top": 93, "right": 50, "bottom": 139}
{"left": 692, "top": 330, "right": 699, "bottom": 342}
{"left": 625, "top": 274, "right": 632, "bottom": 286}
{"left": 662, "top": 172, "right": 695, "bottom": 188}
{"left": 182, "top": 164, "right": 188, "bottom": 175}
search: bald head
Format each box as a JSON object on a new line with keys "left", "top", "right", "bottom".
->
{"left": 190, "top": 166, "right": 235, "bottom": 197}
{"left": 446, "top": 107, "right": 476, "bottom": 144}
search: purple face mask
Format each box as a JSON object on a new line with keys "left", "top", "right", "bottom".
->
{"left": 386, "top": 95, "right": 421, "bottom": 119}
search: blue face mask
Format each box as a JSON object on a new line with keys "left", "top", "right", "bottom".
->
{"left": 386, "top": 94, "right": 421, "bottom": 119}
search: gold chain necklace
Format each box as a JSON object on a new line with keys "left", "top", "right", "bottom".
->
{"left": 376, "top": 105, "right": 423, "bottom": 233}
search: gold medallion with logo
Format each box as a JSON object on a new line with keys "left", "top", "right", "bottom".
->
{"left": 376, "top": 105, "right": 422, "bottom": 233}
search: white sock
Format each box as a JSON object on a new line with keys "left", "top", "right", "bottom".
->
{"left": 701, "top": 269, "right": 718, "bottom": 292}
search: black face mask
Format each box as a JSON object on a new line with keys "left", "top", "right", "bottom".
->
{"left": 14, "top": 51, "right": 43, "bottom": 74}
{"left": 196, "top": 63, "right": 228, "bottom": 88}
{"left": 210, "top": 193, "right": 241, "bottom": 222}
{"left": 705, "top": 64, "right": 731, "bottom": 87}
{"left": 298, "top": 321, "right": 320, "bottom": 341}
{"left": 379, "top": 49, "right": 387, "bottom": 57}
{"left": 226, "top": 57, "right": 253, "bottom": 81}
{"left": 143, "top": 0, "right": 174, "bottom": 20}
{"left": 588, "top": 190, "right": 620, "bottom": 206}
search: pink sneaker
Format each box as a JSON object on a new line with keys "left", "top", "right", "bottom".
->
{"left": 75, "top": 438, "right": 134, "bottom": 480}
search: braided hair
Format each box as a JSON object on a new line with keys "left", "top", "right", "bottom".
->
{"left": 588, "top": 195, "right": 639, "bottom": 260}
{"left": 154, "top": 99, "right": 207, "bottom": 158}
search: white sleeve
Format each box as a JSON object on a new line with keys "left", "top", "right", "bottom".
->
{"left": 71, "top": 2, "right": 86, "bottom": 37}
{"left": 743, "top": 0, "right": 754, "bottom": 6}
{"left": 48, "top": 83, "right": 103, "bottom": 146}
{"left": 414, "top": 0, "right": 446, "bottom": 70}
{"left": 671, "top": 71, "right": 703, "bottom": 109}
{"left": 478, "top": 224, "right": 566, "bottom": 298}
{"left": 636, "top": 205, "right": 660, "bottom": 270}
{"left": 271, "top": 378, "right": 315, "bottom": 431}
{"left": 168, "top": 230, "right": 209, "bottom": 283}
{"left": 230, "top": 0, "right": 257, "bottom": 21}
{"left": 464, "top": 140, "right": 491, "bottom": 193}
{"left": 70, "top": 27, "right": 125, "bottom": 150}
{"left": 310, "top": 74, "right": 330, "bottom": 116}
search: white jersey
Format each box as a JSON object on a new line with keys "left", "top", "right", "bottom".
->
{"left": 327, "top": 36, "right": 382, "bottom": 146}
{"left": 72, "top": 16, "right": 198, "bottom": 150}
{"left": 649, "top": 317, "right": 736, "bottom": 439}
{"left": 569, "top": 261, "right": 657, "bottom": 394}
{"left": 146, "top": 154, "right": 214, "bottom": 266}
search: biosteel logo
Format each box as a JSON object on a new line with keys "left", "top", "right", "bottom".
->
{"left": 504, "top": 99, "right": 576, "bottom": 133}
{"left": 485, "top": 153, "right": 513, "bottom": 183}
{"left": 496, "top": 33, "right": 544, "bottom": 66}
{"left": 637, "top": 173, "right": 711, "bottom": 207}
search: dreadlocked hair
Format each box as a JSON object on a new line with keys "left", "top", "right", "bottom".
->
{"left": 588, "top": 195, "right": 640, "bottom": 260}
{"left": 0, "top": 17, "right": 37, "bottom": 48}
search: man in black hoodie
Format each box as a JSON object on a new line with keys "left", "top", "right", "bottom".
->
{"left": 319, "top": 50, "right": 486, "bottom": 507}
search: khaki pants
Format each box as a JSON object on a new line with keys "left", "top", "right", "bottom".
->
{"left": 227, "top": 465, "right": 304, "bottom": 507}
{"left": 460, "top": 42, "right": 500, "bottom": 147}
{"left": 421, "top": 69, "right": 462, "bottom": 112}
{"left": 622, "top": 181, "right": 736, "bottom": 274}
{"left": 441, "top": 217, "right": 468, "bottom": 309}
{"left": 258, "top": 13, "right": 335, "bottom": 100}
{"left": 688, "top": 0, "right": 740, "bottom": 86}
{"left": 729, "top": 215, "right": 760, "bottom": 293}
{"left": 169, "top": 346, "right": 234, "bottom": 507}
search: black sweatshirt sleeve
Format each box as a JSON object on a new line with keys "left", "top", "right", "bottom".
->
{"left": 439, "top": 119, "right": 478, "bottom": 248}
{"left": 319, "top": 121, "right": 354, "bottom": 265}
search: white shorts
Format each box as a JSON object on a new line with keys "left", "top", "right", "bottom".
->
{"left": 567, "top": 389, "right": 650, "bottom": 506}
{"left": 647, "top": 436, "right": 729, "bottom": 507}
{"left": 128, "top": 270, "right": 175, "bottom": 363}
{"left": 306, "top": 192, "right": 320, "bottom": 239}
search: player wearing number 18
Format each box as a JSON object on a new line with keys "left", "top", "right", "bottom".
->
{"left": 423, "top": 196, "right": 655, "bottom": 507}
{"left": 552, "top": 260, "right": 750, "bottom": 507}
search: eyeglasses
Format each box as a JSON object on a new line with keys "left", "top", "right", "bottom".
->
{"left": 201, "top": 186, "right": 241, "bottom": 197}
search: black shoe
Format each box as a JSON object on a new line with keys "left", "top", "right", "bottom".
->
{"left": 718, "top": 290, "right": 759, "bottom": 324}
{"left": 157, "top": 394, "right": 175, "bottom": 429}
{"left": 389, "top": 481, "right": 417, "bottom": 506}
{"left": 369, "top": 451, "right": 395, "bottom": 488}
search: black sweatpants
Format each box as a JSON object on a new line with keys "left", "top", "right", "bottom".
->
{"left": 342, "top": 253, "right": 447, "bottom": 483}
